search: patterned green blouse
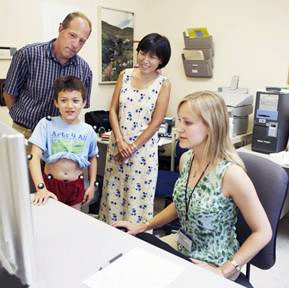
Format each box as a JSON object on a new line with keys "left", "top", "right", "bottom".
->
{"left": 173, "top": 150, "right": 239, "bottom": 265}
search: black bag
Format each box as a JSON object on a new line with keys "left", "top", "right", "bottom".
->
{"left": 84, "top": 110, "right": 111, "bottom": 132}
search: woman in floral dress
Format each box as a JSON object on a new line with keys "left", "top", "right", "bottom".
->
{"left": 99, "top": 33, "right": 171, "bottom": 224}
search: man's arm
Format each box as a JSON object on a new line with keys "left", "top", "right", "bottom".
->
{"left": 3, "top": 92, "right": 15, "bottom": 109}
{"left": 84, "top": 68, "right": 92, "bottom": 108}
{"left": 3, "top": 47, "right": 28, "bottom": 110}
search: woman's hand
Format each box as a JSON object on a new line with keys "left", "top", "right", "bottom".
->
{"left": 191, "top": 258, "right": 223, "bottom": 277}
{"left": 32, "top": 189, "right": 58, "bottom": 205}
{"left": 112, "top": 221, "right": 147, "bottom": 235}
{"left": 115, "top": 140, "right": 137, "bottom": 162}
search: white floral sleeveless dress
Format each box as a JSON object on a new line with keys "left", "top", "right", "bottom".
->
{"left": 99, "top": 68, "right": 168, "bottom": 224}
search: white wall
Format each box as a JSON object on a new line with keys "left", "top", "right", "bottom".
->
{"left": 0, "top": 0, "right": 288, "bottom": 124}
{"left": 0, "top": 0, "right": 151, "bottom": 125}
{"left": 141, "top": 0, "right": 289, "bottom": 116}
{"left": 0, "top": 0, "right": 43, "bottom": 125}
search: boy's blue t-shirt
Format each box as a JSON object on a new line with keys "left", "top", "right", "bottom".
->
{"left": 29, "top": 116, "right": 98, "bottom": 168}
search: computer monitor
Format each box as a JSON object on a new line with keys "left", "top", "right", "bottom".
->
{"left": 0, "top": 120, "right": 36, "bottom": 286}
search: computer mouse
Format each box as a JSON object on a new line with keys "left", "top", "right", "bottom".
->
{"left": 116, "top": 226, "right": 128, "bottom": 232}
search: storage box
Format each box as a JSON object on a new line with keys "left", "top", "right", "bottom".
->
{"left": 183, "top": 32, "right": 213, "bottom": 51}
{"left": 183, "top": 49, "right": 214, "bottom": 68}
{"left": 182, "top": 54, "right": 213, "bottom": 78}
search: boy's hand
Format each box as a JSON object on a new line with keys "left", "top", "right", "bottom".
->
{"left": 82, "top": 185, "right": 95, "bottom": 205}
{"left": 32, "top": 189, "right": 58, "bottom": 205}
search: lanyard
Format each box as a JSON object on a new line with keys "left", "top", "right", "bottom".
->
{"left": 184, "top": 156, "right": 209, "bottom": 221}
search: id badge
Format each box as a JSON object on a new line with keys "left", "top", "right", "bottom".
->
{"left": 177, "top": 229, "right": 192, "bottom": 251}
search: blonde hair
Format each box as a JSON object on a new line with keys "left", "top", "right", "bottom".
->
{"left": 178, "top": 91, "right": 245, "bottom": 170}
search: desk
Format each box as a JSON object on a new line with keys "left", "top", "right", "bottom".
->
{"left": 31, "top": 199, "right": 240, "bottom": 288}
{"left": 238, "top": 144, "right": 289, "bottom": 218}
{"left": 96, "top": 135, "right": 173, "bottom": 176}
{"left": 98, "top": 131, "right": 253, "bottom": 173}
{"left": 231, "top": 132, "right": 252, "bottom": 146}
{"left": 96, "top": 135, "right": 109, "bottom": 177}
{"left": 238, "top": 144, "right": 289, "bottom": 169}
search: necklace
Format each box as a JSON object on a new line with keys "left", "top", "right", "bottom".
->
{"left": 185, "top": 156, "right": 209, "bottom": 221}
{"left": 192, "top": 161, "right": 205, "bottom": 178}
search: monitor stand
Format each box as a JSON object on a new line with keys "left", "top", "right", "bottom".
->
{"left": 0, "top": 266, "right": 28, "bottom": 288}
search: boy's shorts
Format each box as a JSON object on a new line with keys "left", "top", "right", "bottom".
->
{"left": 43, "top": 173, "right": 85, "bottom": 206}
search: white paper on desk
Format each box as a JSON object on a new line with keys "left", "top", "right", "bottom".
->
{"left": 158, "top": 137, "right": 171, "bottom": 146}
{"left": 270, "top": 151, "right": 289, "bottom": 167}
{"left": 83, "top": 247, "right": 185, "bottom": 288}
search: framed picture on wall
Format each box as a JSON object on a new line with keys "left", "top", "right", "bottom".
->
{"left": 98, "top": 6, "right": 134, "bottom": 84}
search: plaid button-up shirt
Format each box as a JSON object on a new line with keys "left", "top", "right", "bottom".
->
{"left": 4, "top": 40, "right": 92, "bottom": 130}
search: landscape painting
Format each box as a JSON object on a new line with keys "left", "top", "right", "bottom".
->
{"left": 99, "top": 7, "right": 134, "bottom": 83}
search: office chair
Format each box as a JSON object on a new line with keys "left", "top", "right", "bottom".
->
{"left": 235, "top": 152, "right": 289, "bottom": 287}
{"left": 84, "top": 110, "right": 111, "bottom": 133}
{"left": 155, "top": 140, "right": 187, "bottom": 202}
{"left": 155, "top": 140, "right": 187, "bottom": 233}
{"left": 84, "top": 110, "right": 110, "bottom": 215}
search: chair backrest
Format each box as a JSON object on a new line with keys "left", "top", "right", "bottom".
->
{"left": 237, "top": 152, "right": 289, "bottom": 270}
{"left": 155, "top": 140, "right": 188, "bottom": 199}
{"left": 175, "top": 140, "right": 188, "bottom": 170}
{"left": 84, "top": 110, "right": 111, "bottom": 132}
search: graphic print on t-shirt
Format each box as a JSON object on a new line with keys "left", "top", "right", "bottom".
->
{"left": 50, "top": 130, "right": 87, "bottom": 155}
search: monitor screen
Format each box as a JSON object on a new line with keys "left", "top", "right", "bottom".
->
{"left": 0, "top": 120, "right": 36, "bottom": 286}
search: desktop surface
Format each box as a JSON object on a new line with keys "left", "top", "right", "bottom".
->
{"left": 31, "top": 199, "right": 241, "bottom": 288}
{"left": 238, "top": 144, "right": 288, "bottom": 169}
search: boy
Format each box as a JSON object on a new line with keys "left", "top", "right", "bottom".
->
{"left": 29, "top": 76, "right": 98, "bottom": 209}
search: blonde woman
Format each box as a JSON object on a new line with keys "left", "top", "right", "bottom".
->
{"left": 114, "top": 91, "right": 272, "bottom": 286}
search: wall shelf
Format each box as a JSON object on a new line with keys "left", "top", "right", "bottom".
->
{"left": 182, "top": 31, "right": 214, "bottom": 78}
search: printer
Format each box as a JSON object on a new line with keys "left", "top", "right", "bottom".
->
{"left": 218, "top": 76, "right": 253, "bottom": 136}
{"left": 252, "top": 87, "right": 289, "bottom": 153}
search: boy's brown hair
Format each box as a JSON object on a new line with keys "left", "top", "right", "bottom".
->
{"left": 53, "top": 76, "right": 86, "bottom": 101}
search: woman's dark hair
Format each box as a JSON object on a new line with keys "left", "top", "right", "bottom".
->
{"left": 136, "top": 33, "right": 171, "bottom": 69}
{"left": 53, "top": 76, "right": 86, "bottom": 101}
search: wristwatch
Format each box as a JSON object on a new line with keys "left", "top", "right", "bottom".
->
{"left": 229, "top": 259, "right": 241, "bottom": 272}
{"left": 37, "top": 183, "right": 45, "bottom": 190}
